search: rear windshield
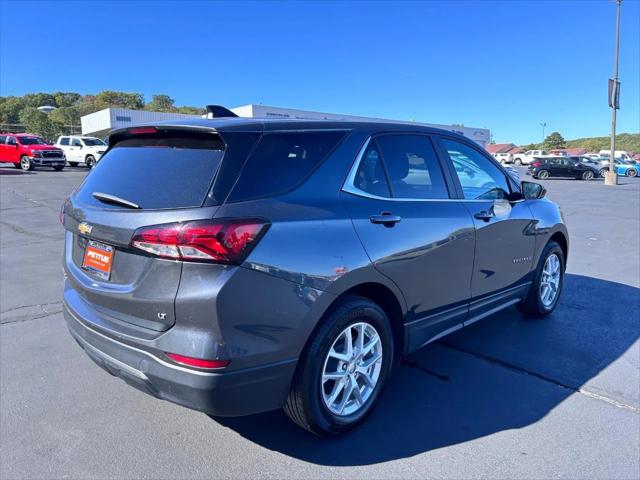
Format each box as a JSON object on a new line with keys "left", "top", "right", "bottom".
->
{"left": 75, "top": 132, "right": 225, "bottom": 210}
{"left": 227, "top": 131, "right": 346, "bottom": 202}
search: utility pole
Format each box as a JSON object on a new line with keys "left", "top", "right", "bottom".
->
{"left": 605, "top": 0, "right": 622, "bottom": 186}
{"left": 540, "top": 122, "right": 547, "bottom": 144}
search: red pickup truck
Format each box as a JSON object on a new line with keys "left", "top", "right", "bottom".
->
{"left": 0, "top": 133, "right": 66, "bottom": 171}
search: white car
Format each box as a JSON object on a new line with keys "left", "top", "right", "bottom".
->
{"left": 493, "top": 152, "right": 513, "bottom": 164}
{"left": 512, "top": 149, "right": 553, "bottom": 166}
{"left": 55, "top": 136, "right": 107, "bottom": 168}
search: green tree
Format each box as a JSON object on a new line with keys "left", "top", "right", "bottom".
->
{"left": 22, "top": 93, "right": 58, "bottom": 108}
{"left": 543, "top": 132, "right": 566, "bottom": 149}
{"left": 95, "top": 90, "right": 145, "bottom": 109}
{"left": 177, "top": 105, "right": 206, "bottom": 115}
{"left": 0, "top": 96, "right": 26, "bottom": 124}
{"left": 19, "top": 107, "right": 64, "bottom": 140}
{"left": 53, "top": 92, "right": 82, "bottom": 108}
{"left": 49, "top": 106, "right": 81, "bottom": 134}
{"left": 146, "top": 94, "right": 175, "bottom": 112}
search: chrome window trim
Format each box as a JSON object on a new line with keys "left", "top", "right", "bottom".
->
{"left": 341, "top": 136, "right": 522, "bottom": 203}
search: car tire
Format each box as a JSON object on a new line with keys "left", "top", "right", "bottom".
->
{"left": 20, "top": 156, "right": 33, "bottom": 171}
{"left": 53, "top": 165, "right": 65, "bottom": 171}
{"left": 85, "top": 155, "right": 96, "bottom": 169}
{"left": 628, "top": 168, "right": 637, "bottom": 178}
{"left": 536, "top": 170, "right": 550, "bottom": 180}
{"left": 517, "top": 241, "right": 565, "bottom": 318}
{"left": 284, "top": 295, "right": 394, "bottom": 436}
{"left": 69, "top": 162, "right": 79, "bottom": 167}
{"left": 599, "top": 168, "right": 609, "bottom": 178}
{"left": 515, "top": 159, "right": 522, "bottom": 166}
{"left": 581, "top": 170, "right": 594, "bottom": 181}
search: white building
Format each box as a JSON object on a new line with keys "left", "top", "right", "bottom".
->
{"left": 81, "top": 104, "right": 490, "bottom": 147}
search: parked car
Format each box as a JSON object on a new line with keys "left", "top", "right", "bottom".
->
{"left": 61, "top": 116, "right": 568, "bottom": 436}
{"left": 512, "top": 149, "right": 553, "bottom": 166}
{"left": 0, "top": 133, "right": 65, "bottom": 171}
{"left": 527, "top": 157, "right": 599, "bottom": 180}
{"left": 55, "top": 135, "right": 107, "bottom": 168}
{"left": 599, "top": 158, "right": 639, "bottom": 178}
{"left": 490, "top": 152, "right": 510, "bottom": 164}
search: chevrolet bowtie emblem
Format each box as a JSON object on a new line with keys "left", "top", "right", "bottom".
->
{"left": 78, "top": 222, "right": 93, "bottom": 235}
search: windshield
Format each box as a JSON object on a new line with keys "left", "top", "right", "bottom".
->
{"left": 82, "top": 138, "right": 107, "bottom": 146}
{"left": 19, "top": 136, "right": 47, "bottom": 145}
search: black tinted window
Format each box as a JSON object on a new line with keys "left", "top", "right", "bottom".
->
{"left": 228, "top": 131, "right": 345, "bottom": 202}
{"left": 353, "top": 142, "right": 391, "bottom": 198}
{"left": 376, "top": 135, "right": 449, "bottom": 199}
{"left": 59, "top": 137, "right": 70, "bottom": 145}
{"left": 0, "top": 135, "right": 7, "bottom": 143}
{"left": 75, "top": 133, "right": 225, "bottom": 210}
{"left": 442, "top": 138, "right": 510, "bottom": 200}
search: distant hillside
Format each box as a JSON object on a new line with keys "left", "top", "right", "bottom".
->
{"left": 565, "top": 133, "right": 640, "bottom": 153}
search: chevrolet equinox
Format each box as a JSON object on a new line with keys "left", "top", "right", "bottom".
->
{"left": 62, "top": 111, "right": 568, "bottom": 435}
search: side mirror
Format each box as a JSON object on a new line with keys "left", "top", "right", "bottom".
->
{"left": 521, "top": 181, "right": 546, "bottom": 200}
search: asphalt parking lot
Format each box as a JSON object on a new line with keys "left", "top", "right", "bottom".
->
{"left": 1, "top": 164, "right": 638, "bottom": 479}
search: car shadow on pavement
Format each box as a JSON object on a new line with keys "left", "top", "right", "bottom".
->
{"left": 212, "top": 274, "right": 639, "bottom": 465}
{"left": 0, "top": 167, "right": 32, "bottom": 175}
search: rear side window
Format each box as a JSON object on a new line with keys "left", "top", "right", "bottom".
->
{"left": 227, "top": 131, "right": 346, "bottom": 202}
{"left": 59, "top": 137, "right": 70, "bottom": 145}
{"left": 75, "top": 132, "right": 225, "bottom": 210}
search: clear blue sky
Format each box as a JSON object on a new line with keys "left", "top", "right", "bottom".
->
{"left": 1, "top": 0, "right": 638, "bottom": 144}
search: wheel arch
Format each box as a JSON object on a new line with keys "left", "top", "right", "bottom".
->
{"left": 306, "top": 282, "right": 406, "bottom": 363}
{"left": 549, "top": 231, "right": 568, "bottom": 266}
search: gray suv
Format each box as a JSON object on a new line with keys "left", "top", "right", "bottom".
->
{"left": 62, "top": 113, "right": 568, "bottom": 435}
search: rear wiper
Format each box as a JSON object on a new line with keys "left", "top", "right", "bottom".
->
{"left": 92, "top": 192, "right": 140, "bottom": 209}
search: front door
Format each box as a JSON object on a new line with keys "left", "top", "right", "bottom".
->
{"left": 5, "top": 136, "right": 20, "bottom": 163}
{"left": 437, "top": 136, "right": 536, "bottom": 320}
{"left": 341, "top": 133, "right": 475, "bottom": 351}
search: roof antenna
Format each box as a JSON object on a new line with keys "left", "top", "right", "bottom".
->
{"left": 206, "top": 105, "right": 238, "bottom": 118}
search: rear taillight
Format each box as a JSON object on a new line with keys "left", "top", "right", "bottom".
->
{"left": 130, "top": 219, "right": 269, "bottom": 264}
{"left": 532, "top": 161, "right": 542, "bottom": 167}
{"left": 166, "top": 352, "right": 230, "bottom": 369}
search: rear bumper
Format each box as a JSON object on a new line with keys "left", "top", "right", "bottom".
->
{"left": 64, "top": 302, "right": 297, "bottom": 416}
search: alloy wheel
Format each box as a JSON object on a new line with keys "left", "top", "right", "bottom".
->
{"left": 539, "top": 253, "right": 561, "bottom": 308}
{"left": 321, "top": 322, "right": 383, "bottom": 416}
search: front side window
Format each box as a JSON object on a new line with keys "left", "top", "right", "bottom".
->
{"left": 71, "top": 138, "right": 82, "bottom": 147}
{"left": 7, "top": 137, "right": 17, "bottom": 145}
{"left": 353, "top": 142, "right": 391, "bottom": 198}
{"left": 375, "top": 135, "right": 449, "bottom": 199}
{"left": 442, "top": 138, "right": 510, "bottom": 200}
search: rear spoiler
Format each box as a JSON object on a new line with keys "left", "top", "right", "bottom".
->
{"left": 206, "top": 105, "right": 238, "bottom": 118}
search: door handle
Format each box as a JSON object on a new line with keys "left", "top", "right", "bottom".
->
{"left": 370, "top": 212, "right": 402, "bottom": 227}
{"left": 474, "top": 209, "right": 495, "bottom": 222}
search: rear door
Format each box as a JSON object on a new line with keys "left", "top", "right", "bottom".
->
{"left": 6, "top": 136, "right": 19, "bottom": 163}
{"left": 63, "top": 128, "right": 229, "bottom": 332}
{"left": 341, "top": 133, "right": 475, "bottom": 351}
{"left": 436, "top": 136, "right": 536, "bottom": 318}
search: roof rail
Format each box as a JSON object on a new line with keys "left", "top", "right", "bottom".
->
{"left": 206, "top": 105, "right": 238, "bottom": 118}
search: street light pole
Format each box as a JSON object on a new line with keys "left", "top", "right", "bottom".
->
{"left": 605, "top": 0, "right": 622, "bottom": 186}
{"left": 540, "top": 122, "right": 547, "bottom": 144}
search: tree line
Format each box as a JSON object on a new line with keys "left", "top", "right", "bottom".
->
{"left": 520, "top": 131, "right": 639, "bottom": 153}
{"left": 0, "top": 91, "right": 205, "bottom": 140}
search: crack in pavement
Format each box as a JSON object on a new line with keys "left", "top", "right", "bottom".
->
{"left": 439, "top": 341, "right": 639, "bottom": 414}
{"left": 1, "top": 301, "right": 63, "bottom": 324}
